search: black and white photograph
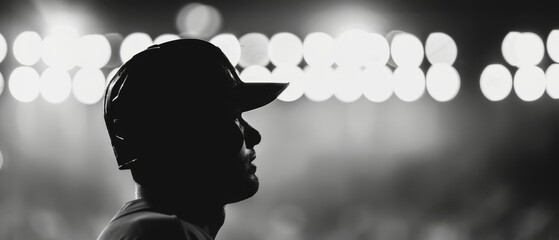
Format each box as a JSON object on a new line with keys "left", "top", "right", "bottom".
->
{"left": 0, "top": 0, "right": 558, "bottom": 239}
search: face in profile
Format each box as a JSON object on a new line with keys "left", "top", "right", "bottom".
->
{"left": 136, "top": 112, "right": 263, "bottom": 205}
{"left": 171, "top": 61, "right": 265, "bottom": 204}
{"left": 218, "top": 114, "right": 262, "bottom": 204}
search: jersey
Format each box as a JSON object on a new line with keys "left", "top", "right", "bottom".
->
{"left": 97, "top": 199, "right": 214, "bottom": 240}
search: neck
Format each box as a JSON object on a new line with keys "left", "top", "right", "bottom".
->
{"left": 135, "top": 183, "right": 226, "bottom": 238}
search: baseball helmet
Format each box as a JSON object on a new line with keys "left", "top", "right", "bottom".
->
{"left": 104, "top": 38, "right": 289, "bottom": 170}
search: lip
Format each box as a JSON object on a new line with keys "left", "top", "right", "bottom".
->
{"left": 248, "top": 164, "right": 257, "bottom": 174}
{"left": 248, "top": 151, "right": 256, "bottom": 163}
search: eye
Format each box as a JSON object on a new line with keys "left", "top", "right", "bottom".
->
{"left": 234, "top": 112, "right": 243, "bottom": 125}
{"left": 234, "top": 117, "right": 243, "bottom": 132}
{"left": 238, "top": 116, "right": 249, "bottom": 127}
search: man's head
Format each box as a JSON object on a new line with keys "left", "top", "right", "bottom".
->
{"left": 103, "top": 39, "right": 288, "bottom": 204}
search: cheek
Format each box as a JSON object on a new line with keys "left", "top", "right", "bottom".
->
{"left": 233, "top": 143, "right": 250, "bottom": 166}
{"left": 204, "top": 121, "right": 243, "bottom": 158}
{"left": 237, "top": 139, "right": 247, "bottom": 153}
{"left": 229, "top": 121, "right": 245, "bottom": 156}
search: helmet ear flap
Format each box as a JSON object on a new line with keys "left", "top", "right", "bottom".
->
{"left": 109, "top": 118, "right": 139, "bottom": 169}
{"left": 104, "top": 67, "right": 140, "bottom": 169}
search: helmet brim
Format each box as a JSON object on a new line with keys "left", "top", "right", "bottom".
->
{"left": 235, "top": 82, "right": 290, "bottom": 112}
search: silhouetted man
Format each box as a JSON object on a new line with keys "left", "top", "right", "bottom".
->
{"left": 97, "top": 39, "right": 289, "bottom": 240}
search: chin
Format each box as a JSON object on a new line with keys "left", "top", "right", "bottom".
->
{"left": 225, "top": 175, "right": 259, "bottom": 204}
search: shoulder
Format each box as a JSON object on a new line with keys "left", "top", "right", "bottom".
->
{"left": 97, "top": 211, "right": 213, "bottom": 240}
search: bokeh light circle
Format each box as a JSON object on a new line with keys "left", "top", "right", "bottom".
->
{"left": 210, "top": 33, "right": 241, "bottom": 66}
{"left": 393, "top": 66, "right": 425, "bottom": 102}
{"left": 154, "top": 33, "right": 180, "bottom": 45}
{"left": 546, "top": 64, "right": 559, "bottom": 99}
{"left": 175, "top": 3, "right": 222, "bottom": 39}
{"left": 41, "top": 26, "right": 79, "bottom": 70}
{"left": 362, "top": 65, "right": 393, "bottom": 102}
{"left": 13, "top": 31, "right": 43, "bottom": 65}
{"left": 120, "top": 32, "right": 153, "bottom": 64}
{"left": 40, "top": 68, "right": 72, "bottom": 104}
{"left": 0, "top": 33, "right": 7, "bottom": 63}
{"left": 238, "top": 32, "right": 270, "bottom": 68}
{"left": 303, "top": 66, "right": 335, "bottom": 102}
{"left": 480, "top": 64, "right": 513, "bottom": 101}
{"left": 73, "top": 68, "right": 106, "bottom": 104}
{"left": 425, "top": 32, "right": 458, "bottom": 65}
{"left": 547, "top": 30, "right": 559, "bottom": 63}
{"left": 390, "top": 32, "right": 424, "bottom": 67}
{"left": 272, "top": 66, "right": 304, "bottom": 102}
{"left": 240, "top": 65, "right": 272, "bottom": 83}
{"left": 303, "top": 32, "right": 335, "bottom": 68}
{"left": 333, "top": 66, "right": 364, "bottom": 103}
{"left": 514, "top": 32, "right": 545, "bottom": 67}
{"left": 513, "top": 66, "right": 546, "bottom": 101}
{"left": 9, "top": 67, "right": 40, "bottom": 102}
{"left": 425, "top": 63, "right": 461, "bottom": 102}
{"left": 76, "top": 34, "right": 112, "bottom": 69}
{"left": 268, "top": 32, "right": 303, "bottom": 67}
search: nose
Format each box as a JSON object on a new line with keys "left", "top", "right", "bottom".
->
{"left": 242, "top": 120, "right": 261, "bottom": 149}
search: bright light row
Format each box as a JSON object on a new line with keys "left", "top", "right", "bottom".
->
{"left": 5, "top": 67, "right": 111, "bottom": 104}
{"left": 502, "top": 32, "right": 545, "bottom": 67}
{"left": 3, "top": 29, "right": 559, "bottom": 69}
{"left": 141, "top": 31, "right": 446, "bottom": 70}
{"left": 240, "top": 63, "right": 459, "bottom": 103}
{"left": 0, "top": 29, "right": 458, "bottom": 69}
{"left": 479, "top": 31, "right": 559, "bottom": 102}
{"left": 0, "top": 29, "right": 180, "bottom": 69}
{"left": 501, "top": 31, "right": 559, "bottom": 67}
{"left": 0, "top": 64, "right": 459, "bottom": 104}
{"left": 480, "top": 64, "right": 559, "bottom": 101}
{"left": 212, "top": 30, "right": 458, "bottom": 69}
{"left": 7, "top": 29, "right": 112, "bottom": 69}
{"left": 6, "top": 63, "right": 558, "bottom": 104}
